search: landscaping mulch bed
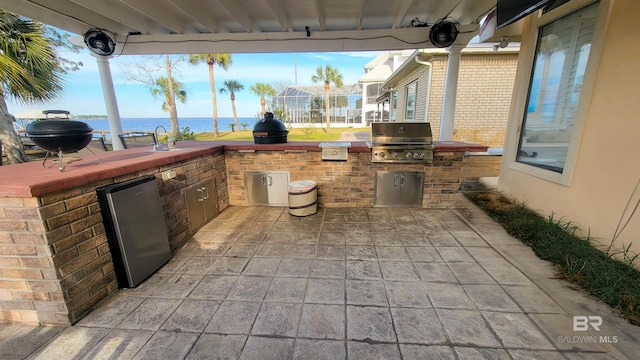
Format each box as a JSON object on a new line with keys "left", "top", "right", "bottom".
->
{"left": 463, "top": 183, "right": 640, "bottom": 326}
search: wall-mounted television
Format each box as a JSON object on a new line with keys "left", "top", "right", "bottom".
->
{"left": 496, "top": 0, "right": 552, "bottom": 28}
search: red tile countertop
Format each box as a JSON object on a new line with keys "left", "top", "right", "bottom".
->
{"left": 0, "top": 140, "right": 487, "bottom": 198}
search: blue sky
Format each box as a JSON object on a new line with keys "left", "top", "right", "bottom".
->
{"left": 7, "top": 50, "right": 381, "bottom": 118}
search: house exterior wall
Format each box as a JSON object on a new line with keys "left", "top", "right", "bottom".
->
{"left": 395, "top": 66, "right": 431, "bottom": 124}
{"left": 361, "top": 82, "right": 386, "bottom": 122}
{"left": 394, "top": 53, "right": 518, "bottom": 148}
{"left": 498, "top": 0, "right": 640, "bottom": 255}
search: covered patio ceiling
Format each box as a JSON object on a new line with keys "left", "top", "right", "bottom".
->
{"left": 0, "top": 0, "right": 497, "bottom": 54}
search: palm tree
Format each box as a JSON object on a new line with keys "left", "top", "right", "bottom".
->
{"left": 163, "top": 54, "right": 180, "bottom": 137}
{"left": 249, "top": 83, "right": 276, "bottom": 116}
{"left": 0, "top": 11, "right": 63, "bottom": 164}
{"left": 188, "top": 54, "right": 232, "bottom": 137}
{"left": 219, "top": 80, "right": 244, "bottom": 131}
{"left": 150, "top": 77, "right": 187, "bottom": 116}
{"left": 311, "top": 65, "right": 343, "bottom": 132}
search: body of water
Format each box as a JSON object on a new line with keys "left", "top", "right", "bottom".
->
{"left": 81, "top": 117, "right": 258, "bottom": 134}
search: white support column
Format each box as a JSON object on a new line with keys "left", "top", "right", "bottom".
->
{"left": 95, "top": 56, "right": 124, "bottom": 150}
{"left": 439, "top": 45, "right": 463, "bottom": 141}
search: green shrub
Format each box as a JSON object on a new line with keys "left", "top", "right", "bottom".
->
{"left": 176, "top": 126, "right": 195, "bottom": 140}
{"left": 465, "top": 188, "right": 640, "bottom": 326}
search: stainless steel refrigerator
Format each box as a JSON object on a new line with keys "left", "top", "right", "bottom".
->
{"left": 97, "top": 175, "right": 172, "bottom": 288}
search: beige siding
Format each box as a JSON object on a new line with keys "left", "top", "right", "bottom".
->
{"left": 395, "top": 66, "right": 430, "bottom": 122}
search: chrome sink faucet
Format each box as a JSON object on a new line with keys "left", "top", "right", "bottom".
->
{"left": 154, "top": 125, "right": 167, "bottom": 151}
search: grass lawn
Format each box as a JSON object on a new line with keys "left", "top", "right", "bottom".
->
{"left": 194, "top": 127, "right": 369, "bottom": 142}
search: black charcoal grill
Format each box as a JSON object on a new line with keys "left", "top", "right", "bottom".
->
{"left": 26, "top": 120, "right": 94, "bottom": 171}
{"left": 253, "top": 112, "right": 288, "bottom": 144}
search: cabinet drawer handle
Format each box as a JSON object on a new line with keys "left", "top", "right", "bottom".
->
{"left": 201, "top": 186, "right": 209, "bottom": 200}
{"left": 261, "top": 175, "right": 266, "bottom": 185}
{"left": 268, "top": 175, "right": 273, "bottom": 186}
{"left": 196, "top": 188, "right": 204, "bottom": 202}
{"left": 393, "top": 174, "right": 398, "bottom": 186}
{"left": 400, "top": 174, "right": 406, "bottom": 187}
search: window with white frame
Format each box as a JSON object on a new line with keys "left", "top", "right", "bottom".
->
{"left": 404, "top": 81, "right": 417, "bottom": 120}
{"left": 391, "top": 91, "right": 397, "bottom": 121}
{"left": 516, "top": 2, "right": 599, "bottom": 173}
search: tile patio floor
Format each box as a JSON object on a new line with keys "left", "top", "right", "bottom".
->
{"left": 1, "top": 202, "right": 638, "bottom": 359}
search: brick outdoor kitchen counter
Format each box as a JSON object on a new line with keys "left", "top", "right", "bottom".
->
{"left": 0, "top": 140, "right": 500, "bottom": 326}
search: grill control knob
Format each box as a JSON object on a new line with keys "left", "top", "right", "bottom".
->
{"left": 419, "top": 153, "right": 425, "bottom": 158}
{"left": 379, "top": 152, "right": 385, "bottom": 158}
{"left": 392, "top": 152, "right": 398, "bottom": 158}
{"left": 405, "top": 153, "right": 412, "bottom": 158}
{"left": 413, "top": 153, "right": 419, "bottom": 158}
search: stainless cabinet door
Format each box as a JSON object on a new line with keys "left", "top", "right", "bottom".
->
{"left": 266, "top": 172, "right": 290, "bottom": 206}
{"left": 245, "top": 172, "right": 269, "bottom": 205}
{"left": 398, "top": 171, "right": 424, "bottom": 207}
{"left": 185, "top": 186, "right": 206, "bottom": 231}
{"left": 203, "top": 180, "right": 219, "bottom": 220}
{"left": 374, "top": 171, "right": 399, "bottom": 207}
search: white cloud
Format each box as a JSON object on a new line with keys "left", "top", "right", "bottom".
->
{"left": 342, "top": 51, "right": 385, "bottom": 58}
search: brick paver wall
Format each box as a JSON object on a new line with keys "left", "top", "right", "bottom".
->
{"left": 0, "top": 152, "right": 228, "bottom": 326}
{"left": 226, "top": 151, "right": 501, "bottom": 208}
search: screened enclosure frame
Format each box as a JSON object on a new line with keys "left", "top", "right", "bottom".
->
{"left": 271, "top": 84, "right": 363, "bottom": 125}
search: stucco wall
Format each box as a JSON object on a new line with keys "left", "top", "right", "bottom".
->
{"left": 498, "top": 0, "right": 640, "bottom": 255}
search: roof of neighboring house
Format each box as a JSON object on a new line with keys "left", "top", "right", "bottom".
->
{"left": 359, "top": 49, "right": 416, "bottom": 84}
{"left": 363, "top": 52, "right": 390, "bottom": 70}
{"left": 359, "top": 64, "right": 394, "bottom": 83}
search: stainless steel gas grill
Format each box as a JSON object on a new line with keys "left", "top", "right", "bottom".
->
{"left": 370, "top": 122, "right": 434, "bottom": 163}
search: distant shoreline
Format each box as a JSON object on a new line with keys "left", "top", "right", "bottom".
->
{"left": 74, "top": 115, "right": 107, "bottom": 119}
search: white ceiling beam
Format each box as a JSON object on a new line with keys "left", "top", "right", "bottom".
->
{"left": 121, "top": 0, "right": 200, "bottom": 34}
{"left": 455, "top": 0, "right": 496, "bottom": 24}
{"left": 0, "top": 0, "right": 91, "bottom": 35}
{"left": 218, "top": 0, "right": 259, "bottom": 32}
{"left": 430, "top": 0, "right": 461, "bottom": 23}
{"left": 392, "top": 0, "right": 415, "bottom": 29}
{"left": 71, "top": 0, "right": 166, "bottom": 35}
{"left": 169, "top": 0, "right": 229, "bottom": 33}
{"left": 356, "top": 0, "right": 365, "bottom": 30}
{"left": 11, "top": 0, "right": 132, "bottom": 35}
{"left": 266, "top": 0, "right": 292, "bottom": 32}
{"left": 313, "top": 0, "right": 327, "bottom": 31}
{"left": 117, "top": 25, "right": 477, "bottom": 55}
